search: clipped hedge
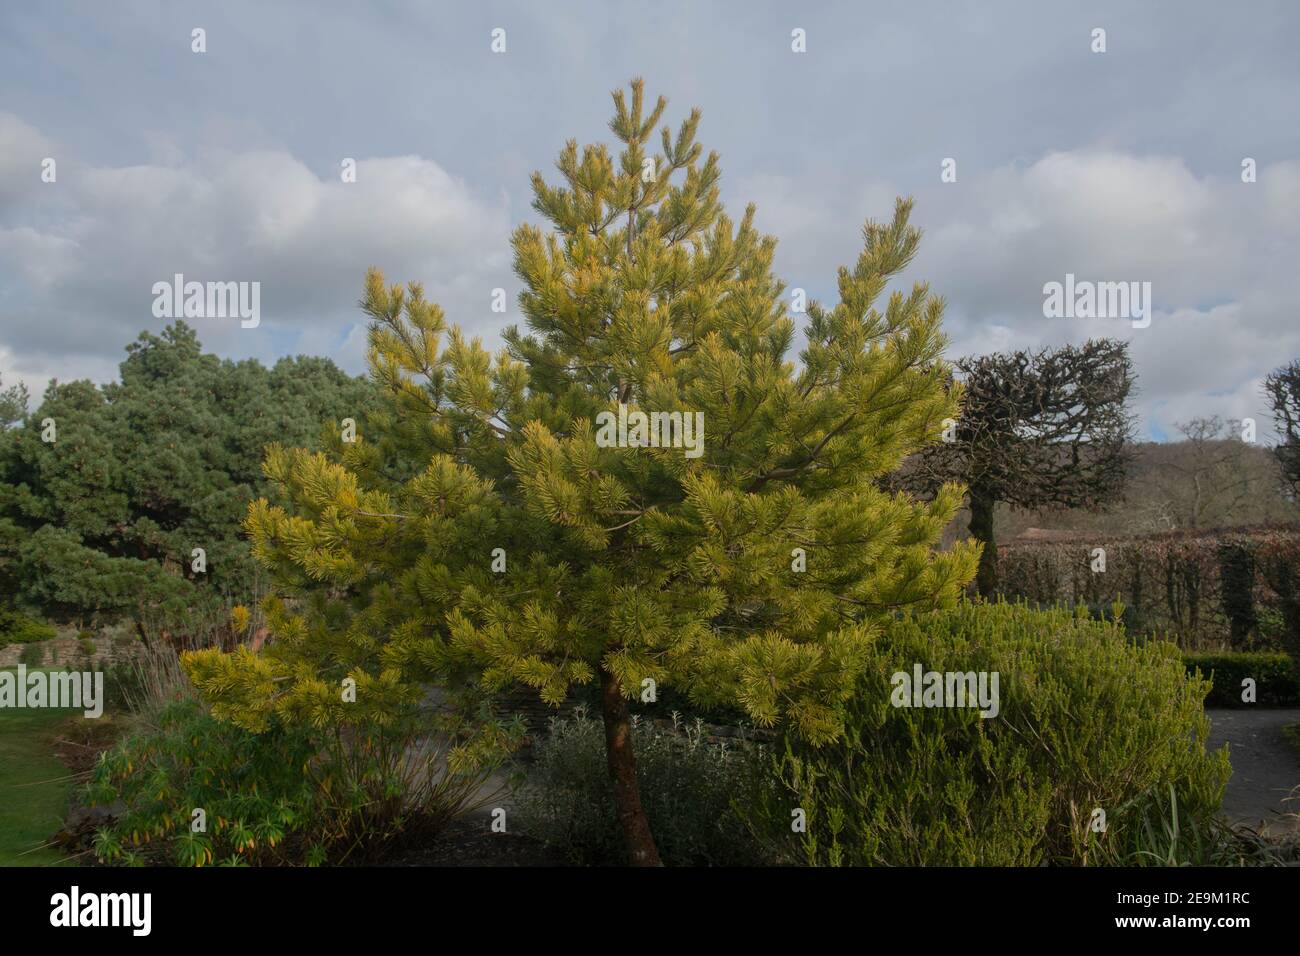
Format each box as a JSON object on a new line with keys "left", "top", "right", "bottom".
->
{"left": 749, "top": 601, "right": 1230, "bottom": 866}
{"left": 1183, "top": 652, "right": 1300, "bottom": 707}
{"left": 996, "top": 526, "right": 1300, "bottom": 650}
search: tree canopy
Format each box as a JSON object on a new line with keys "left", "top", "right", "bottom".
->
{"left": 183, "top": 79, "right": 979, "bottom": 865}
{"left": 895, "top": 339, "right": 1134, "bottom": 595}
{"left": 0, "top": 321, "right": 373, "bottom": 633}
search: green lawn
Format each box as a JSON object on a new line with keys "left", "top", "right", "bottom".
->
{"left": 0, "top": 681, "right": 84, "bottom": 866}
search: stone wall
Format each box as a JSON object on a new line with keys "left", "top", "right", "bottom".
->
{"left": 0, "top": 623, "right": 145, "bottom": 669}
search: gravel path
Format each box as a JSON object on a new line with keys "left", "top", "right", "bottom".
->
{"left": 1207, "top": 708, "right": 1300, "bottom": 835}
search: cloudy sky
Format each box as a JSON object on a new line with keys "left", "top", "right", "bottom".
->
{"left": 2, "top": 1, "right": 1297, "bottom": 440}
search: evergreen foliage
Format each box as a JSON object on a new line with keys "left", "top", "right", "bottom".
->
{"left": 751, "top": 601, "right": 1230, "bottom": 866}
{"left": 0, "top": 322, "right": 373, "bottom": 632}
{"left": 183, "top": 79, "right": 978, "bottom": 864}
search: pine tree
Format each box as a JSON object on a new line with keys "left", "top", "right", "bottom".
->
{"left": 0, "top": 322, "right": 372, "bottom": 632}
{"left": 184, "top": 79, "right": 978, "bottom": 866}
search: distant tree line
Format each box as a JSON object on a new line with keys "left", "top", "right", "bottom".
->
{"left": 5, "top": 320, "right": 1298, "bottom": 640}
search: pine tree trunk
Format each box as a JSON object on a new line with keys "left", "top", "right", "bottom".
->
{"left": 598, "top": 666, "right": 663, "bottom": 866}
{"left": 968, "top": 490, "right": 998, "bottom": 599}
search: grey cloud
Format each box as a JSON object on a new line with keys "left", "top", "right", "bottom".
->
{"left": 0, "top": 129, "right": 514, "bottom": 394}
{"left": 0, "top": 0, "right": 1297, "bottom": 442}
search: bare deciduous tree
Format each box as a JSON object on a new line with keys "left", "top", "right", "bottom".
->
{"left": 1152, "top": 416, "right": 1262, "bottom": 530}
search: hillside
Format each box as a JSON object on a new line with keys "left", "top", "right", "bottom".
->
{"left": 940, "top": 431, "right": 1299, "bottom": 547}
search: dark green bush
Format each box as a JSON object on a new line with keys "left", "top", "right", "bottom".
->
{"left": 0, "top": 323, "right": 376, "bottom": 629}
{"left": 1257, "top": 607, "right": 1289, "bottom": 645}
{"left": 1183, "top": 652, "right": 1299, "bottom": 707}
{"left": 746, "top": 601, "right": 1231, "bottom": 866}
{"left": 514, "top": 709, "right": 775, "bottom": 866}
{"left": 0, "top": 605, "right": 56, "bottom": 646}
{"left": 1256, "top": 538, "right": 1300, "bottom": 696}
{"left": 1217, "top": 539, "right": 1258, "bottom": 645}
{"left": 18, "top": 642, "right": 44, "bottom": 667}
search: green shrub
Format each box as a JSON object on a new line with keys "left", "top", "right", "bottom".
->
{"left": 514, "top": 709, "right": 775, "bottom": 866}
{"left": 87, "top": 697, "right": 516, "bottom": 866}
{"left": 0, "top": 324, "right": 376, "bottom": 629}
{"left": 1256, "top": 538, "right": 1300, "bottom": 697}
{"left": 746, "top": 601, "right": 1231, "bottom": 866}
{"left": 0, "top": 606, "right": 56, "bottom": 646}
{"left": 1257, "top": 607, "right": 1289, "bottom": 645}
{"left": 18, "top": 642, "right": 44, "bottom": 667}
{"left": 87, "top": 699, "right": 319, "bottom": 866}
{"left": 1183, "top": 652, "right": 1299, "bottom": 707}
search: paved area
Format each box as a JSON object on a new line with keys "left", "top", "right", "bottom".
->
{"left": 1207, "top": 708, "right": 1300, "bottom": 835}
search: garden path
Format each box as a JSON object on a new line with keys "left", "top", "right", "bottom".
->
{"left": 1207, "top": 708, "right": 1300, "bottom": 836}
